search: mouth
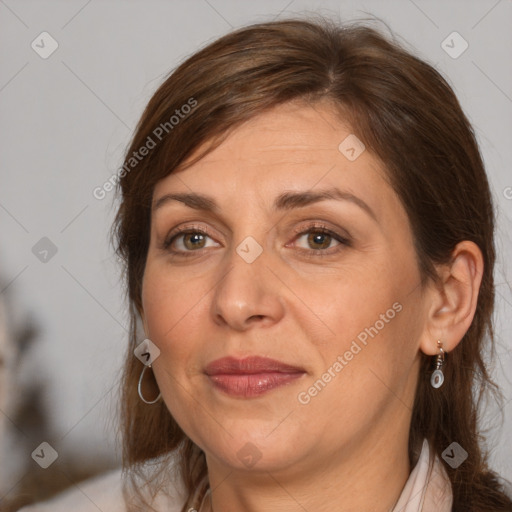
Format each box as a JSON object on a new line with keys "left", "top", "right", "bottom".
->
{"left": 204, "top": 356, "right": 306, "bottom": 398}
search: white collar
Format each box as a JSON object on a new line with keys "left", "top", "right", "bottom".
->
{"left": 392, "top": 439, "right": 453, "bottom": 512}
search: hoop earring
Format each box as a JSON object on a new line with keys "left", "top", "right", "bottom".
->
{"left": 138, "top": 364, "right": 162, "bottom": 404}
{"left": 430, "top": 340, "right": 446, "bottom": 389}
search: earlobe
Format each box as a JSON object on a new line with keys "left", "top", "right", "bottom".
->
{"left": 420, "top": 241, "right": 484, "bottom": 356}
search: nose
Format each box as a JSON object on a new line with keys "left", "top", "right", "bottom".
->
{"left": 211, "top": 246, "right": 285, "bottom": 331}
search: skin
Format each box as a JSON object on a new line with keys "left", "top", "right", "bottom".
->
{"left": 141, "top": 100, "right": 483, "bottom": 512}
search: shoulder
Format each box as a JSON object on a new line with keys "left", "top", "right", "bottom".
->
{"left": 16, "top": 465, "right": 186, "bottom": 512}
{"left": 17, "top": 468, "right": 125, "bottom": 511}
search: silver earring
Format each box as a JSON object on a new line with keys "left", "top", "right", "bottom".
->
{"left": 430, "top": 340, "right": 445, "bottom": 389}
{"left": 138, "top": 364, "right": 162, "bottom": 404}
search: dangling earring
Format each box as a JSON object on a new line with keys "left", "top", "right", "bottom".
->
{"left": 430, "top": 340, "right": 446, "bottom": 389}
{"left": 138, "top": 364, "right": 162, "bottom": 404}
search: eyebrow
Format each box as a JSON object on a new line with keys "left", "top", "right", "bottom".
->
{"left": 153, "top": 188, "right": 377, "bottom": 222}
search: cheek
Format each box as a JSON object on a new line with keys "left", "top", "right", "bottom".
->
{"left": 295, "top": 259, "right": 403, "bottom": 346}
{"left": 141, "top": 267, "right": 211, "bottom": 436}
{"left": 303, "top": 257, "right": 419, "bottom": 396}
{"left": 297, "top": 303, "right": 416, "bottom": 441}
{"left": 141, "top": 264, "right": 208, "bottom": 364}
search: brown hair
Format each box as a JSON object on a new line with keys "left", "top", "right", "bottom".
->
{"left": 113, "top": 18, "right": 512, "bottom": 512}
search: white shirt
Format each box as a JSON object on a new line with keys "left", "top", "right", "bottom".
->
{"left": 18, "top": 439, "right": 452, "bottom": 511}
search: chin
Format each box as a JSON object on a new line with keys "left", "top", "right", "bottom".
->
{"left": 199, "top": 428, "right": 307, "bottom": 473}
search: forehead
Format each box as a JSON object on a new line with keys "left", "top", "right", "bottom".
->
{"left": 153, "top": 101, "right": 392, "bottom": 217}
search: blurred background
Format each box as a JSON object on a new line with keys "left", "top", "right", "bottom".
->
{"left": 1, "top": 0, "right": 511, "bottom": 510}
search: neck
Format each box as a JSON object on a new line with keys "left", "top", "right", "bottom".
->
{"left": 203, "top": 422, "right": 411, "bottom": 512}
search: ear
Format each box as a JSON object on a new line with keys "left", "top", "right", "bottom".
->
{"left": 419, "top": 241, "right": 484, "bottom": 356}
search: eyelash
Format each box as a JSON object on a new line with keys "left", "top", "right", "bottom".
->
{"left": 162, "top": 222, "right": 351, "bottom": 258}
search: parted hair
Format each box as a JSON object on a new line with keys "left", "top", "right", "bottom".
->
{"left": 113, "top": 17, "right": 512, "bottom": 512}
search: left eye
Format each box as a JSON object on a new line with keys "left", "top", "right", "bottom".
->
{"left": 295, "top": 230, "right": 341, "bottom": 250}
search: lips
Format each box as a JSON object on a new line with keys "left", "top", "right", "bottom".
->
{"left": 205, "top": 356, "right": 305, "bottom": 375}
{"left": 204, "top": 356, "right": 306, "bottom": 398}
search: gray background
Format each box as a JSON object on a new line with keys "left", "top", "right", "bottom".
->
{"left": 1, "top": 0, "right": 511, "bottom": 500}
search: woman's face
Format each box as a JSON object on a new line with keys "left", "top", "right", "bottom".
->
{"left": 142, "top": 101, "right": 429, "bottom": 476}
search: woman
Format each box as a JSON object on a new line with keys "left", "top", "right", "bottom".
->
{"left": 20, "top": 17, "right": 512, "bottom": 512}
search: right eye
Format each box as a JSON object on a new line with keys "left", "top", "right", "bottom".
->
{"left": 164, "top": 228, "right": 220, "bottom": 254}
